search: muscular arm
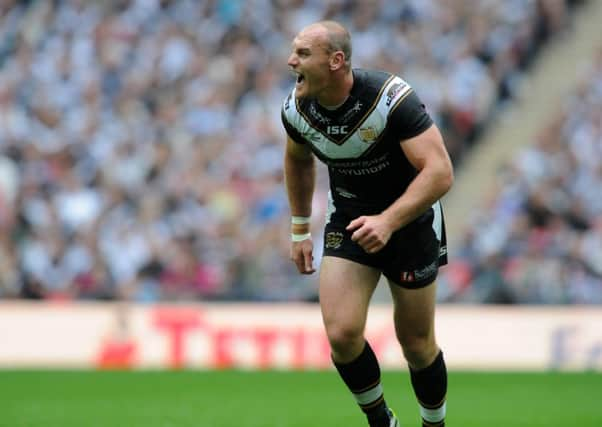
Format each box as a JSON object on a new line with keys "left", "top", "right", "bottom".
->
{"left": 383, "top": 124, "right": 453, "bottom": 230}
{"left": 284, "top": 136, "right": 316, "bottom": 274}
{"left": 284, "top": 136, "right": 315, "bottom": 217}
{"left": 347, "top": 124, "right": 453, "bottom": 253}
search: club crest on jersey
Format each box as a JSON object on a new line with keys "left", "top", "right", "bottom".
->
{"left": 325, "top": 232, "right": 344, "bottom": 249}
{"left": 359, "top": 126, "right": 378, "bottom": 143}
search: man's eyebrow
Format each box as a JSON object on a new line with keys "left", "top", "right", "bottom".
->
{"left": 291, "top": 40, "right": 310, "bottom": 52}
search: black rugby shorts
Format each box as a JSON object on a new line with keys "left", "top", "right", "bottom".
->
{"left": 322, "top": 204, "right": 447, "bottom": 289}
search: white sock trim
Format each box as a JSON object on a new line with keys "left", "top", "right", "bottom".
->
{"left": 354, "top": 383, "right": 383, "bottom": 405}
{"left": 420, "top": 402, "right": 446, "bottom": 423}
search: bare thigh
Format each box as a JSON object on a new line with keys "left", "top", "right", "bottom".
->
{"left": 387, "top": 279, "right": 440, "bottom": 368}
{"left": 319, "top": 256, "right": 381, "bottom": 362}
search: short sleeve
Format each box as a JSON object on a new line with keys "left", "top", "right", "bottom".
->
{"left": 387, "top": 90, "right": 433, "bottom": 140}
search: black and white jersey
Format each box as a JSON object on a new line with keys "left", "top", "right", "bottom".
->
{"left": 282, "top": 68, "right": 433, "bottom": 217}
{"left": 282, "top": 69, "right": 448, "bottom": 276}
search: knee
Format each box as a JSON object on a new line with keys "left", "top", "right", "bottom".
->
{"left": 398, "top": 332, "right": 437, "bottom": 368}
{"left": 325, "top": 323, "right": 364, "bottom": 357}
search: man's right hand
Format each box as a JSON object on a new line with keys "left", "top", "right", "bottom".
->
{"left": 290, "top": 239, "right": 316, "bottom": 274}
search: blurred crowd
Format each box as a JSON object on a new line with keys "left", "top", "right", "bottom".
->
{"left": 0, "top": 0, "right": 588, "bottom": 302}
{"left": 440, "top": 47, "right": 602, "bottom": 304}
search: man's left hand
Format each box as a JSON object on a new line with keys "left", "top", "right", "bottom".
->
{"left": 346, "top": 214, "right": 394, "bottom": 254}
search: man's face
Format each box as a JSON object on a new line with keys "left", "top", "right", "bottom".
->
{"left": 287, "top": 28, "right": 332, "bottom": 99}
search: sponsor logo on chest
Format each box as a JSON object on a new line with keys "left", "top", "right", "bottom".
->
{"left": 326, "top": 125, "right": 349, "bottom": 135}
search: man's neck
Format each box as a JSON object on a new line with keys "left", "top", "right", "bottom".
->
{"left": 317, "top": 69, "right": 354, "bottom": 108}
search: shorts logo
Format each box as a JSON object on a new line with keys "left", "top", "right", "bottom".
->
{"left": 325, "top": 232, "right": 344, "bottom": 249}
{"left": 399, "top": 260, "right": 438, "bottom": 283}
{"left": 359, "top": 126, "right": 378, "bottom": 143}
{"left": 400, "top": 271, "right": 415, "bottom": 282}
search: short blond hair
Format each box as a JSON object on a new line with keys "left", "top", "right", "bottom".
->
{"left": 317, "top": 20, "right": 352, "bottom": 69}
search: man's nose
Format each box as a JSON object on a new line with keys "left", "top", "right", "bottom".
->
{"left": 287, "top": 54, "right": 298, "bottom": 67}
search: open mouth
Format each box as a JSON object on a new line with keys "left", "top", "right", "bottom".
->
{"left": 295, "top": 72, "right": 305, "bottom": 85}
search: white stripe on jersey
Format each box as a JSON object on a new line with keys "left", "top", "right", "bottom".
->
{"left": 325, "top": 191, "right": 336, "bottom": 224}
{"left": 282, "top": 77, "right": 412, "bottom": 160}
{"left": 432, "top": 200, "right": 442, "bottom": 241}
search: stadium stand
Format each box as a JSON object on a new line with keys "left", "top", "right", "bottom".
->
{"left": 0, "top": 0, "right": 592, "bottom": 302}
{"left": 439, "top": 44, "right": 602, "bottom": 304}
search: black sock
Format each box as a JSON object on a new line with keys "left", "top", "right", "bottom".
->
{"left": 333, "top": 341, "right": 390, "bottom": 426}
{"left": 410, "top": 350, "right": 447, "bottom": 427}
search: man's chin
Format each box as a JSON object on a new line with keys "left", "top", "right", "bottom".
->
{"left": 294, "top": 85, "right": 309, "bottom": 99}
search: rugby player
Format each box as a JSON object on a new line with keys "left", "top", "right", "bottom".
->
{"left": 281, "top": 21, "right": 454, "bottom": 427}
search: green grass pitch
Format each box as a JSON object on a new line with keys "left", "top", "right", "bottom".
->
{"left": 1, "top": 370, "right": 600, "bottom": 426}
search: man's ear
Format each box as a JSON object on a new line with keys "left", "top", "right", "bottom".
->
{"left": 329, "top": 51, "right": 345, "bottom": 71}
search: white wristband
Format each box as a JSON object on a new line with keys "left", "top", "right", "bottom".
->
{"left": 291, "top": 232, "right": 311, "bottom": 242}
{"left": 291, "top": 216, "right": 311, "bottom": 225}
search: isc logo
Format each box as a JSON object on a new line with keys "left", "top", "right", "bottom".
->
{"left": 326, "top": 125, "right": 349, "bottom": 135}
